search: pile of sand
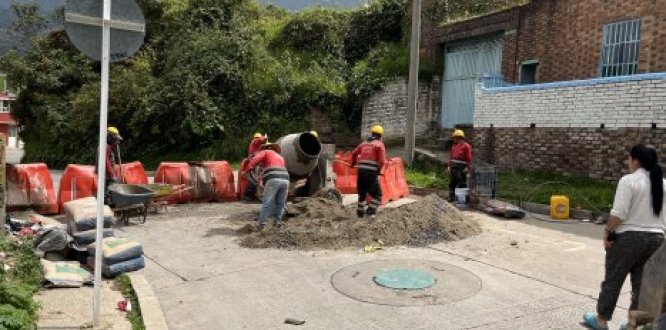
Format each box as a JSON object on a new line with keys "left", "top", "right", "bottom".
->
{"left": 239, "top": 195, "right": 482, "bottom": 250}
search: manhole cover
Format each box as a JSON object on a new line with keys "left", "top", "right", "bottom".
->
{"left": 331, "top": 259, "right": 481, "bottom": 306}
{"left": 374, "top": 269, "right": 436, "bottom": 290}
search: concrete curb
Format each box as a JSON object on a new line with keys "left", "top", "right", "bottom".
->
{"left": 128, "top": 273, "right": 169, "bottom": 330}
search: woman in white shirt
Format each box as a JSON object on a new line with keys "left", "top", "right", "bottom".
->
{"left": 584, "top": 144, "right": 665, "bottom": 330}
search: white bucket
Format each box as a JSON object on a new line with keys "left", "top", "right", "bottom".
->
{"left": 455, "top": 187, "right": 470, "bottom": 207}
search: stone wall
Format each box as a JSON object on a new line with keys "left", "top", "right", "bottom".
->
{"left": 361, "top": 78, "right": 440, "bottom": 140}
{"left": 308, "top": 108, "right": 359, "bottom": 147}
{"left": 473, "top": 73, "right": 666, "bottom": 181}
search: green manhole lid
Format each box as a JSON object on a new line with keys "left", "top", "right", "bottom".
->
{"left": 374, "top": 269, "right": 436, "bottom": 290}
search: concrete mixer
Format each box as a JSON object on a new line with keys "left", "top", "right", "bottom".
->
{"left": 245, "top": 132, "right": 342, "bottom": 203}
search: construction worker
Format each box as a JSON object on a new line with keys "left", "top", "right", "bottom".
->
{"left": 248, "top": 132, "right": 267, "bottom": 158}
{"left": 244, "top": 133, "right": 267, "bottom": 201}
{"left": 351, "top": 125, "right": 386, "bottom": 218}
{"left": 100, "top": 127, "right": 122, "bottom": 201}
{"left": 447, "top": 129, "right": 473, "bottom": 202}
{"left": 244, "top": 142, "right": 290, "bottom": 231}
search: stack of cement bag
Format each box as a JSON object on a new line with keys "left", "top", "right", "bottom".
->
{"left": 63, "top": 197, "right": 115, "bottom": 250}
{"left": 87, "top": 237, "right": 145, "bottom": 278}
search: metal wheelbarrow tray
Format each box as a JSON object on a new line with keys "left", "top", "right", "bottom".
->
{"left": 109, "top": 184, "right": 155, "bottom": 224}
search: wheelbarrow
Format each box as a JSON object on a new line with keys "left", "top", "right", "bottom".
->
{"left": 139, "top": 183, "right": 192, "bottom": 213}
{"left": 109, "top": 184, "right": 155, "bottom": 225}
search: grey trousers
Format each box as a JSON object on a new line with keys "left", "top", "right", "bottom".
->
{"left": 597, "top": 231, "right": 664, "bottom": 320}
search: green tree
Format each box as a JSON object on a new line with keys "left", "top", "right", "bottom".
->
{"left": 8, "top": 2, "right": 48, "bottom": 44}
{"left": 0, "top": 0, "right": 413, "bottom": 167}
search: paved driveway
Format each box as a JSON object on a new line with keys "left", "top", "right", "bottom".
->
{"left": 117, "top": 200, "right": 631, "bottom": 330}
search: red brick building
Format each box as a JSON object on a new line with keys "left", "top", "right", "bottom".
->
{"left": 420, "top": 0, "right": 666, "bottom": 128}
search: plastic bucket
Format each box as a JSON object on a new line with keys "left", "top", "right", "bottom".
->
{"left": 455, "top": 188, "right": 470, "bottom": 207}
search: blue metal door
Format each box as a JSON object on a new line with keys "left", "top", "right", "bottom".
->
{"left": 441, "top": 37, "right": 503, "bottom": 128}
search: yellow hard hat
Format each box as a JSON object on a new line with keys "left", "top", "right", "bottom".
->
{"left": 310, "top": 131, "right": 319, "bottom": 138}
{"left": 371, "top": 125, "right": 384, "bottom": 136}
{"left": 253, "top": 132, "right": 262, "bottom": 139}
{"left": 452, "top": 129, "right": 465, "bottom": 138}
{"left": 107, "top": 127, "right": 121, "bottom": 137}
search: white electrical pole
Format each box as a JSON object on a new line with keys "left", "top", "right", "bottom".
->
{"left": 404, "top": 0, "right": 421, "bottom": 165}
{"left": 92, "top": 0, "right": 111, "bottom": 326}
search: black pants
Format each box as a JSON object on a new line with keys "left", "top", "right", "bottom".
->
{"left": 244, "top": 181, "right": 257, "bottom": 200}
{"left": 449, "top": 165, "right": 467, "bottom": 201}
{"left": 357, "top": 170, "right": 382, "bottom": 214}
{"left": 597, "top": 231, "right": 664, "bottom": 320}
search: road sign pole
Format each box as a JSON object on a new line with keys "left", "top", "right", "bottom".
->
{"left": 404, "top": 0, "right": 421, "bottom": 165}
{"left": 93, "top": 0, "right": 112, "bottom": 326}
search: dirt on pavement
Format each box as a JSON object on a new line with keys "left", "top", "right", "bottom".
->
{"left": 238, "top": 194, "right": 482, "bottom": 250}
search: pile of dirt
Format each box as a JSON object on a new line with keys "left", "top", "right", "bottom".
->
{"left": 239, "top": 194, "right": 482, "bottom": 250}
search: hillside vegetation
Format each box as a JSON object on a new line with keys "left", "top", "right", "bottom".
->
{"left": 1, "top": 0, "right": 407, "bottom": 167}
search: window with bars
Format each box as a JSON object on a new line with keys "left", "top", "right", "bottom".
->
{"left": 600, "top": 19, "right": 641, "bottom": 77}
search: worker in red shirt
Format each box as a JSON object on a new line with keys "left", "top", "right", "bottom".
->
{"left": 98, "top": 127, "right": 122, "bottom": 202}
{"left": 244, "top": 142, "right": 290, "bottom": 231}
{"left": 247, "top": 132, "right": 267, "bottom": 157}
{"left": 351, "top": 125, "right": 386, "bottom": 218}
{"left": 243, "top": 133, "right": 267, "bottom": 201}
{"left": 447, "top": 129, "right": 473, "bottom": 202}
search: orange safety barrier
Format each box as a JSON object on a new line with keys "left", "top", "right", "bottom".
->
{"left": 204, "top": 161, "right": 237, "bottom": 202}
{"left": 58, "top": 165, "right": 97, "bottom": 212}
{"left": 154, "top": 162, "right": 192, "bottom": 204}
{"left": 333, "top": 151, "right": 357, "bottom": 194}
{"left": 236, "top": 158, "right": 250, "bottom": 200}
{"left": 392, "top": 158, "right": 410, "bottom": 198}
{"left": 7, "top": 163, "right": 58, "bottom": 215}
{"left": 114, "top": 161, "right": 149, "bottom": 185}
{"left": 365, "top": 157, "right": 409, "bottom": 205}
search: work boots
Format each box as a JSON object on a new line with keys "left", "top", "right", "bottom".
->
{"left": 366, "top": 205, "right": 377, "bottom": 219}
{"left": 357, "top": 202, "right": 366, "bottom": 218}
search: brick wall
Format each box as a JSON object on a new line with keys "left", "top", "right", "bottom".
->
{"left": 361, "top": 78, "right": 440, "bottom": 140}
{"left": 422, "top": 0, "right": 666, "bottom": 84}
{"left": 474, "top": 73, "right": 666, "bottom": 181}
{"left": 475, "top": 127, "right": 666, "bottom": 181}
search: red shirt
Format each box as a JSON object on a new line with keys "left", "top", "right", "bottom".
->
{"left": 351, "top": 139, "right": 386, "bottom": 173}
{"left": 105, "top": 144, "right": 117, "bottom": 179}
{"left": 449, "top": 142, "right": 473, "bottom": 167}
{"left": 246, "top": 150, "right": 289, "bottom": 182}
{"left": 247, "top": 137, "right": 267, "bottom": 157}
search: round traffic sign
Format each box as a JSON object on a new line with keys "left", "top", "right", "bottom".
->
{"left": 65, "top": 0, "right": 145, "bottom": 62}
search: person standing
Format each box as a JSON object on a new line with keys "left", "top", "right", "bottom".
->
{"left": 584, "top": 144, "right": 665, "bottom": 330}
{"left": 98, "top": 127, "right": 122, "bottom": 203}
{"left": 247, "top": 132, "right": 267, "bottom": 158}
{"left": 350, "top": 125, "right": 386, "bottom": 218}
{"left": 244, "top": 142, "right": 290, "bottom": 231}
{"left": 106, "top": 128, "right": 123, "bottom": 182}
{"left": 243, "top": 132, "right": 267, "bottom": 201}
{"left": 447, "top": 129, "right": 473, "bottom": 202}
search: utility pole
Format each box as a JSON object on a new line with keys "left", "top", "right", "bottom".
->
{"left": 404, "top": 0, "right": 421, "bottom": 165}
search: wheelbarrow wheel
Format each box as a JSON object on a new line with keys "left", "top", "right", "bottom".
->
{"left": 312, "top": 187, "right": 343, "bottom": 204}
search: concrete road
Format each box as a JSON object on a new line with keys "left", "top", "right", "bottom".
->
{"left": 116, "top": 200, "right": 632, "bottom": 330}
